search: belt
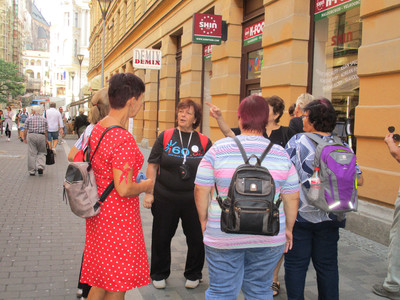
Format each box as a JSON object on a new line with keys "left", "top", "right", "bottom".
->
{"left": 29, "top": 132, "right": 45, "bottom": 135}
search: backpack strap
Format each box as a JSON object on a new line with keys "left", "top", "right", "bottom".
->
{"left": 197, "top": 131, "right": 209, "bottom": 152}
{"left": 233, "top": 136, "right": 274, "bottom": 166}
{"left": 162, "top": 128, "right": 175, "bottom": 149}
{"left": 86, "top": 125, "right": 124, "bottom": 211}
{"left": 87, "top": 125, "right": 124, "bottom": 163}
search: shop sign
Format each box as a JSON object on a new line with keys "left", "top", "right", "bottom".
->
{"left": 133, "top": 48, "right": 162, "bottom": 70}
{"left": 243, "top": 20, "right": 264, "bottom": 46}
{"left": 193, "top": 13, "right": 222, "bottom": 45}
{"left": 204, "top": 45, "right": 212, "bottom": 60}
{"left": 315, "top": 0, "right": 360, "bottom": 21}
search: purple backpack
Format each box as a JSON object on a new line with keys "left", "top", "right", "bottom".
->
{"left": 304, "top": 133, "right": 358, "bottom": 214}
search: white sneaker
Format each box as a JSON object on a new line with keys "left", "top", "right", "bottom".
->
{"left": 152, "top": 279, "right": 166, "bottom": 289}
{"left": 185, "top": 279, "right": 200, "bottom": 289}
{"left": 7, "top": 138, "right": 10, "bottom": 141}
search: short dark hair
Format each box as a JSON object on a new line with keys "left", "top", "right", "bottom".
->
{"left": 266, "top": 96, "right": 285, "bottom": 124}
{"left": 238, "top": 95, "right": 269, "bottom": 133}
{"left": 304, "top": 98, "right": 337, "bottom": 132}
{"left": 176, "top": 99, "right": 202, "bottom": 130}
{"left": 108, "top": 73, "right": 145, "bottom": 109}
{"left": 288, "top": 103, "right": 296, "bottom": 116}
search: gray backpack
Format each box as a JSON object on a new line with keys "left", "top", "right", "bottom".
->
{"left": 63, "top": 126, "right": 122, "bottom": 218}
{"left": 303, "top": 133, "right": 358, "bottom": 215}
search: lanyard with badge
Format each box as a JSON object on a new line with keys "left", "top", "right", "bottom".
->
{"left": 178, "top": 128, "right": 193, "bottom": 180}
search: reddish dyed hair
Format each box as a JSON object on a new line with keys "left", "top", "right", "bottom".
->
{"left": 237, "top": 95, "right": 269, "bottom": 133}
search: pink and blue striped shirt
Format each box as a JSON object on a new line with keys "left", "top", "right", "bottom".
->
{"left": 195, "top": 135, "right": 299, "bottom": 249}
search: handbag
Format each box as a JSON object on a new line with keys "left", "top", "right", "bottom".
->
{"left": 63, "top": 126, "right": 123, "bottom": 218}
{"left": 46, "top": 146, "right": 55, "bottom": 165}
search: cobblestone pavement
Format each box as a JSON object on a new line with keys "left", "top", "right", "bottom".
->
{"left": 0, "top": 130, "right": 390, "bottom": 299}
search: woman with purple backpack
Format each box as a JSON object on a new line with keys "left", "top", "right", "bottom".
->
{"left": 284, "top": 98, "right": 364, "bottom": 300}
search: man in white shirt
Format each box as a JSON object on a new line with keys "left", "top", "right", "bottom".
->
{"left": 45, "top": 102, "right": 63, "bottom": 153}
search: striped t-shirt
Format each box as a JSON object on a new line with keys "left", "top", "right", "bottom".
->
{"left": 195, "top": 135, "right": 299, "bottom": 249}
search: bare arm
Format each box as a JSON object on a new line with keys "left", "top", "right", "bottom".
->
{"left": 113, "top": 163, "right": 153, "bottom": 198}
{"left": 385, "top": 133, "right": 400, "bottom": 163}
{"left": 281, "top": 192, "right": 299, "bottom": 253}
{"left": 195, "top": 184, "right": 212, "bottom": 235}
{"left": 68, "top": 146, "right": 80, "bottom": 162}
{"left": 205, "top": 102, "right": 235, "bottom": 138}
{"left": 143, "top": 163, "right": 159, "bottom": 209}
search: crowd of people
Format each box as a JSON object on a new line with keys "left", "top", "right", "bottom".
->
{"left": 3, "top": 72, "right": 386, "bottom": 300}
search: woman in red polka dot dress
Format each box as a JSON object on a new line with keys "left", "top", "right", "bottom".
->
{"left": 80, "top": 73, "right": 153, "bottom": 299}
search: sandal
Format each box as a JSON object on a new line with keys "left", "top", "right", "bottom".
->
{"left": 271, "top": 281, "right": 280, "bottom": 297}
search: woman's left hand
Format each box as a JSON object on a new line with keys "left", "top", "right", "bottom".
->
{"left": 143, "top": 193, "right": 154, "bottom": 209}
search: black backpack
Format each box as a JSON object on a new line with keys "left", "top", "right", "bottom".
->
{"left": 216, "top": 137, "right": 281, "bottom": 236}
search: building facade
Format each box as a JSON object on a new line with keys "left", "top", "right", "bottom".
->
{"left": 87, "top": 0, "right": 400, "bottom": 214}
{"left": 0, "top": 0, "right": 29, "bottom": 73}
{"left": 50, "top": 0, "right": 91, "bottom": 116}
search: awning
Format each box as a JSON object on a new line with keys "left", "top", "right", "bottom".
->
{"left": 67, "top": 96, "right": 92, "bottom": 109}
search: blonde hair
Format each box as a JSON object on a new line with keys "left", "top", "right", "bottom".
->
{"left": 88, "top": 87, "right": 110, "bottom": 124}
{"left": 296, "top": 93, "right": 314, "bottom": 112}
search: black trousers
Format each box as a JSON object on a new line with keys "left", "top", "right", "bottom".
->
{"left": 5, "top": 124, "right": 11, "bottom": 138}
{"left": 150, "top": 191, "right": 204, "bottom": 281}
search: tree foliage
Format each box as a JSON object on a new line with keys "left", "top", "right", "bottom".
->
{"left": 0, "top": 59, "right": 25, "bottom": 103}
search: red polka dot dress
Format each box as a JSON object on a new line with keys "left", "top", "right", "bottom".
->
{"left": 80, "top": 124, "right": 150, "bottom": 291}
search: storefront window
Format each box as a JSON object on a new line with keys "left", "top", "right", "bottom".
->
{"left": 312, "top": 0, "right": 361, "bottom": 149}
{"left": 247, "top": 49, "right": 263, "bottom": 80}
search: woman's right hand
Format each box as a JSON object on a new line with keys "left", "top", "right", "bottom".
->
{"left": 205, "top": 102, "right": 222, "bottom": 119}
{"left": 143, "top": 193, "right": 154, "bottom": 209}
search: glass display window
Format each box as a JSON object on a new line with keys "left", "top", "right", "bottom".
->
{"left": 312, "top": 3, "right": 361, "bottom": 123}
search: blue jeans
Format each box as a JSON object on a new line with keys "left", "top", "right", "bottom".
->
{"left": 205, "top": 244, "right": 284, "bottom": 300}
{"left": 284, "top": 221, "right": 340, "bottom": 300}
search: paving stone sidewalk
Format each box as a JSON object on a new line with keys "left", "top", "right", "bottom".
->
{"left": 0, "top": 131, "right": 390, "bottom": 299}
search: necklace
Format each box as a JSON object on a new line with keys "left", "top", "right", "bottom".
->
{"left": 178, "top": 128, "right": 193, "bottom": 164}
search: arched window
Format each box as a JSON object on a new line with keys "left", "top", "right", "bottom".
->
{"left": 30, "top": 59, "right": 35, "bottom": 66}
{"left": 26, "top": 70, "right": 34, "bottom": 78}
{"left": 36, "top": 60, "right": 41, "bottom": 66}
{"left": 37, "top": 72, "right": 41, "bottom": 79}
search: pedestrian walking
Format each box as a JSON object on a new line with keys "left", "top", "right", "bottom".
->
{"left": 23, "top": 106, "right": 48, "bottom": 176}
{"left": 195, "top": 95, "right": 299, "bottom": 300}
{"left": 372, "top": 130, "right": 400, "bottom": 300}
{"left": 0, "top": 110, "right": 4, "bottom": 137}
{"left": 4, "top": 105, "right": 14, "bottom": 141}
{"left": 143, "top": 99, "right": 212, "bottom": 290}
{"left": 73, "top": 107, "right": 89, "bottom": 138}
{"left": 18, "top": 107, "right": 29, "bottom": 142}
{"left": 45, "top": 102, "right": 63, "bottom": 153}
{"left": 59, "top": 107, "right": 67, "bottom": 144}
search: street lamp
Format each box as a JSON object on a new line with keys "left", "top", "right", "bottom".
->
{"left": 77, "top": 54, "right": 84, "bottom": 99}
{"left": 97, "top": 0, "right": 113, "bottom": 88}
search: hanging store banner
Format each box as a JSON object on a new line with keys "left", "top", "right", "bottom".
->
{"left": 133, "top": 48, "right": 162, "bottom": 70}
{"left": 193, "top": 13, "right": 222, "bottom": 45}
{"left": 243, "top": 20, "right": 264, "bottom": 46}
{"left": 204, "top": 45, "right": 213, "bottom": 60}
{"left": 314, "top": 0, "right": 360, "bottom": 21}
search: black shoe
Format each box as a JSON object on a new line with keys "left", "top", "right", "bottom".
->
{"left": 29, "top": 173, "right": 35, "bottom": 176}
{"left": 38, "top": 169, "right": 43, "bottom": 175}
